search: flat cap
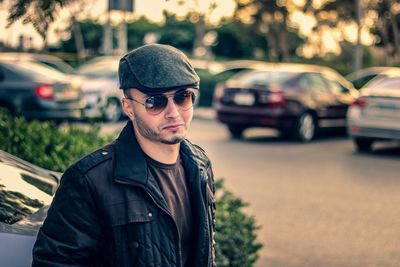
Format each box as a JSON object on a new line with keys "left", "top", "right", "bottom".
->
{"left": 118, "top": 44, "right": 200, "bottom": 93}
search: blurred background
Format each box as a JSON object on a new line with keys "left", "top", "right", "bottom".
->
{"left": 0, "top": 1, "right": 400, "bottom": 267}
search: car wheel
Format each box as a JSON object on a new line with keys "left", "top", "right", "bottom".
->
{"left": 354, "top": 138, "right": 374, "bottom": 153}
{"left": 104, "top": 98, "right": 122, "bottom": 122}
{"left": 228, "top": 125, "right": 245, "bottom": 139}
{"left": 293, "top": 112, "right": 316, "bottom": 142}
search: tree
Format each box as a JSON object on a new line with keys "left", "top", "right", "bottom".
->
{"left": 233, "top": 0, "right": 301, "bottom": 62}
{"left": 59, "top": 20, "right": 103, "bottom": 55}
{"left": 367, "top": 0, "right": 400, "bottom": 64}
{"left": 3, "top": 0, "right": 77, "bottom": 40}
{"left": 158, "top": 12, "right": 197, "bottom": 54}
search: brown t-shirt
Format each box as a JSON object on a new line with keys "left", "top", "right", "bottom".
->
{"left": 145, "top": 154, "right": 193, "bottom": 267}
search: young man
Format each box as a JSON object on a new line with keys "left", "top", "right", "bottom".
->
{"left": 32, "top": 44, "right": 216, "bottom": 267}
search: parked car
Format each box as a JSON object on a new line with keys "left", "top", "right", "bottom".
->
{"left": 346, "top": 66, "right": 398, "bottom": 90}
{"left": 347, "top": 69, "right": 400, "bottom": 152}
{"left": 0, "top": 52, "right": 76, "bottom": 75}
{"left": 0, "top": 59, "right": 84, "bottom": 121}
{"left": 0, "top": 149, "right": 60, "bottom": 267}
{"left": 214, "top": 63, "right": 358, "bottom": 141}
{"left": 77, "top": 56, "right": 125, "bottom": 122}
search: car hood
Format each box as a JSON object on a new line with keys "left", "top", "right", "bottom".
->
{"left": 0, "top": 206, "right": 49, "bottom": 235}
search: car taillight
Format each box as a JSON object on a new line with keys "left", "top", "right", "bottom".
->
{"left": 214, "top": 83, "right": 225, "bottom": 102}
{"left": 352, "top": 97, "right": 368, "bottom": 108}
{"left": 35, "top": 84, "right": 54, "bottom": 100}
{"left": 267, "top": 92, "right": 286, "bottom": 107}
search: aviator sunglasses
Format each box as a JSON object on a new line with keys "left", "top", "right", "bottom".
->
{"left": 124, "top": 88, "right": 198, "bottom": 115}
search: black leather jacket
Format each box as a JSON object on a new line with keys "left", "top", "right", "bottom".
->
{"left": 32, "top": 122, "right": 216, "bottom": 267}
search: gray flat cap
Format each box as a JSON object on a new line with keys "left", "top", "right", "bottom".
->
{"left": 118, "top": 44, "right": 200, "bottom": 93}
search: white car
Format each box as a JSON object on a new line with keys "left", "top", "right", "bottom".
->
{"left": 78, "top": 57, "right": 125, "bottom": 122}
{"left": 347, "top": 69, "right": 400, "bottom": 152}
{"left": 0, "top": 150, "right": 59, "bottom": 267}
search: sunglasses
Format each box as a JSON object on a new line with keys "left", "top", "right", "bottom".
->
{"left": 125, "top": 89, "right": 198, "bottom": 115}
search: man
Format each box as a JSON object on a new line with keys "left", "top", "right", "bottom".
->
{"left": 32, "top": 44, "right": 216, "bottom": 267}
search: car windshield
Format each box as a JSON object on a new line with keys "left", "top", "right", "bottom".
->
{"left": 233, "top": 70, "right": 299, "bottom": 87}
{"left": 3, "top": 61, "right": 67, "bottom": 80}
{"left": 0, "top": 152, "right": 57, "bottom": 225}
{"left": 367, "top": 76, "right": 400, "bottom": 90}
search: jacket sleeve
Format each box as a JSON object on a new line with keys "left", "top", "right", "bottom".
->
{"left": 32, "top": 166, "right": 103, "bottom": 267}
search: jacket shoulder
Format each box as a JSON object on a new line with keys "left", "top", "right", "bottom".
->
{"left": 73, "top": 143, "right": 114, "bottom": 174}
{"left": 182, "top": 139, "right": 211, "bottom": 167}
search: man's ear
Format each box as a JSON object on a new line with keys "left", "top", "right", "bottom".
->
{"left": 121, "top": 98, "right": 135, "bottom": 120}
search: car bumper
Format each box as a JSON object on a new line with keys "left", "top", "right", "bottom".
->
{"left": 216, "top": 106, "right": 295, "bottom": 129}
{"left": 348, "top": 124, "right": 400, "bottom": 141}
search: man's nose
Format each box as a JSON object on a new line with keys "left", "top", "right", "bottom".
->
{"left": 164, "top": 97, "right": 180, "bottom": 118}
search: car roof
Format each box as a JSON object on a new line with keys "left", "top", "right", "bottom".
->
{"left": 346, "top": 66, "right": 400, "bottom": 81}
{"left": 228, "top": 63, "right": 353, "bottom": 87}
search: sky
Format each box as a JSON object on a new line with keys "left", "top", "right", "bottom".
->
{"left": 0, "top": 0, "right": 236, "bottom": 49}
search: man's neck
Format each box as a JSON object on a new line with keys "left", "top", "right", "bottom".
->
{"left": 133, "top": 129, "right": 180, "bottom": 164}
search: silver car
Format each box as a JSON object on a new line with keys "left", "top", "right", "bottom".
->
{"left": 0, "top": 150, "right": 59, "bottom": 267}
{"left": 347, "top": 69, "right": 400, "bottom": 152}
{"left": 77, "top": 56, "right": 125, "bottom": 122}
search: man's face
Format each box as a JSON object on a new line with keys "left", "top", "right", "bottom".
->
{"left": 122, "top": 89, "right": 194, "bottom": 145}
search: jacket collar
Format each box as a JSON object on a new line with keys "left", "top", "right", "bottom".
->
{"left": 114, "top": 121, "right": 208, "bottom": 186}
{"left": 114, "top": 121, "right": 148, "bottom": 186}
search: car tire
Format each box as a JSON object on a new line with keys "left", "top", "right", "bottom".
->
{"left": 227, "top": 125, "right": 245, "bottom": 139}
{"left": 293, "top": 112, "right": 316, "bottom": 142}
{"left": 354, "top": 138, "right": 374, "bottom": 153}
{"left": 103, "top": 98, "right": 122, "bottom": 122}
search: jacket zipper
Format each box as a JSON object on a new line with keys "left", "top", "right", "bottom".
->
{"left": 115, "top": 180, "right": 182, "bottom": 267}
{"left": 143, "top": 188, "right": 183, "bottom": 267}
{"left": 200, "top": 168, "right": 212, "bottom": 267}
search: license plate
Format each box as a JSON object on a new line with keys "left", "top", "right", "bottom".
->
{"left": 233, "top": 93, "right": 255, "bottom": 106}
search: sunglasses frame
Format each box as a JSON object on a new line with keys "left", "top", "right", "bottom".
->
{"left": 124, "top": 88, "right": 198, "bottom": 115}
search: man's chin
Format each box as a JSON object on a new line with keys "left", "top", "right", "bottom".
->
{"left": 160, "top": 136, "right": 185, "bottom": 145}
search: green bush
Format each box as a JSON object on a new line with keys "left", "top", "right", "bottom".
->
{"left": 0, "top": 111, "right": 262, "bottom": 266}
{"left": 0, "top": 110, "right": 112, "bottom": 172}
{"left": 215, "top": 179, "right": 263, "bottom": 267}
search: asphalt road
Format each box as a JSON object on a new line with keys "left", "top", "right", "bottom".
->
{"left": 101, "top": 118, "right": 400, "bottom": 267}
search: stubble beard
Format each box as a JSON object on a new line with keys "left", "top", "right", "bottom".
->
{"left": 134, "top": 114, "right": 186, "bottom": 145}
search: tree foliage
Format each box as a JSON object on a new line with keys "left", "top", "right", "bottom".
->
{"left": 4, "top": 0, "right": 77, "bottom": 39}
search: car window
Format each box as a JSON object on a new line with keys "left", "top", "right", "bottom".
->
{"left": 305, "top": 73, "right": 329, "bottom": 93}
{"left": 0, "top": 64, "right": 24, "bottom": 81}
{"left": 352, "top": 74, "right": 378, "bottom": 89}
{"left": 1, "top": 61, "right": 67, "bottom": 80}
{"left": 234, "top": 70, "right": 298, "bottom": 87}
{"left": 0, "top": 153, "right": 57, "bottom": 225}
{"left": 40, "top": 60, "right": 75, "bottom": 75}
{"left": 325, "top": 79, "right": 348, "bottom": 94}
{"left": 367, "top": 76, "right": 400, "bottom": 90}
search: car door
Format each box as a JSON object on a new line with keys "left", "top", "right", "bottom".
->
{"left": 323, "top": 75, "right": 358, "bottom": 127}
{"left": 304, "top": 73, "right": 338, "bottom": 127}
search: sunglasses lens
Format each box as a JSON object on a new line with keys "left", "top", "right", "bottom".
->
{"left": 145, "top": 95, "right": 168, "bottom": 114}
{"left": 174, "top": 90, "right": 195, "bottom": 110}
{"left": 143, "top": 89, "right": 197, "bottom": 115}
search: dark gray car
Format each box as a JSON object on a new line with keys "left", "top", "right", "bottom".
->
{"left": 0, "top": 59, "right": 84, "bottom": 121}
